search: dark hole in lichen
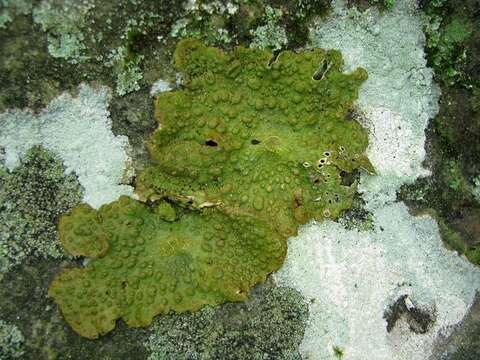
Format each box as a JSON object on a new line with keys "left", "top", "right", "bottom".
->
{"left": 205, "top": 139, "right": 218, "bottom": 147}
{"left": 251, "top": 139, "right": 261, "bottom": 145}
{"left": 121, "top": 281, "right": 127, "bottom": 290}
{"left": 267, "top": 49, "right": 282, "bottom": 67}
{"left": 383, "top": 295, "right": 435, "bottom": 334}
{"left": 294, "top": 194, "right": 302, "bottom": 207}
{"left": 313, "top": 59, "right": 330, "bottom": 81}
{"left": 340, "top": 169, "right": 360, "bottom": 186}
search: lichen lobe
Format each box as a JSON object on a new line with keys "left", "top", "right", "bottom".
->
{"left": 139, "top": 38, "right": 372, "bottom": 236}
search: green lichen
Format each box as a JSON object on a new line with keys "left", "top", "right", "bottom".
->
{"left": 48, "top": 39, "right": 371, "bottom": 339}
{"left": 138, "top": 38, "right": 372, "bottom": 237}
{"left": 168, "top": 1, "right": 242, "bottom": 46}
{"left": 109, "top": 45, "right": 145, "bottom": 96}
{"left": 250, "top": 6, "right": 287, "bottom": 51}
{"left": 347, "top": 0, "right": 396, "bottom": 11}
{"left": 0, "top": 320, "right": 24, "bottom": 359}
{"left": 50, "top": 195, "right": 284, "bottom": 339}
{"left": 146, "top": 284, "right": 308, "bottom": 360}
{"left": 32, "top": 0, "right": 94, "bottom": 64}
{"left": 0, "top": 146, "right": 83, "bottom": 274}
{"left": 0, "top": 0, "right": 31, "bottom": 29}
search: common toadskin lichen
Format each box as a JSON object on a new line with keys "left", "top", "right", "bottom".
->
{"left": 48, "top": 39, "right": 372, "bottom": 339}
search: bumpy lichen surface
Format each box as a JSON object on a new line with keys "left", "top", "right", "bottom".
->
{"left": 138, "top": 38, "right": 372, "bottom": 237}
{"left": 49, "top": 39, "right": 371, "bottom": 339}
{"left": 50, "top": 196, "right": 285, "bottom": 339}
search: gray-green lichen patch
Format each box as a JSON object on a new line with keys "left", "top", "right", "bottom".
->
{"left": 146, "top": 283, "right": 308, "bottom": 360}
{"left": 170, "top": 0, "right": 331, "bottom": 49}
{"left": 0, "top": 319, "right": 24, "bottom": 359}
{"left": 0, "top": 0, "right": 31, "bottom": 29}
{"left": 0, "top": 146, "right": 82, "bottom": 274}
{"left": 109, "top": 47, "right": 144, "bottom": 96}
{"left": 32, "top": 0, "right": 94, "bottom": 64}
{"left": 0, "top": 84, "right": 133, "bottom": 209}
{"left": 250, "top": 6, "right": 287, "bottom": 51}
{"left": 168, "top": 1, "right": 242, "bottom": 46}
{"left": 347, "top": 0, "right": 396, "bottom": 11}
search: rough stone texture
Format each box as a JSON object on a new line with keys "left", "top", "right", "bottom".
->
{"left": 0, "top": 84, "right": 133, "bottom": 208}
{"left": 146, "top": 284, "right": 308, "bottom": 360}
{"left": 0, "top": 258, "right": 150, "bottom": 360}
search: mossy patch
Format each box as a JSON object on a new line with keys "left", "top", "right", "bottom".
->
{"left": 48, "top": 39, "right": 371, "bottom": 339}
{"left": 423, "top": 1, "right": 475, "bottom": 87}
